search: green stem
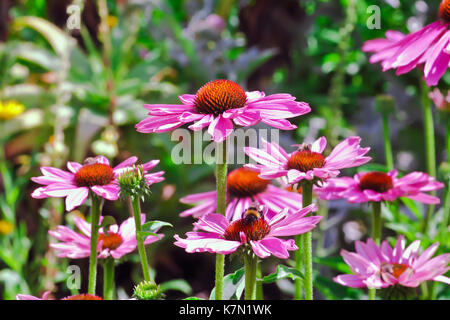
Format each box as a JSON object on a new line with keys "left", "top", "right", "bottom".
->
{"left": 381, "top": 113, "right": 394, "bottom": 171}
{"left": 244, "top": 253, "right": 258, "bottom": 300}
{"left": 294, "top": 234, "right": 303, "bottom": 299}
{"left": 256, "top": 262, "right": 263, "bottom": 300}
{"left": 369, "top": 201, "right": 382, "bottom": 300}
{"left": 371, "top": 201, "right": 382, "bottom": 245}
{"left": 441, "top": 118, "right": 450, "bottom": 237}
{"left": 446, "top": 114, "right": 450, "bottom": 163}
{"left": 368, "top": 288, "right": 376, "bottom": 300}
{"left": 130, "top": 196, "right": 152, "bottom": 282}
{"left": 420, "top": 81, "right": 436, "bottom": 233}
{"left": 214, "top": 141, "right": 228, "bottom": 300}
{"left": 103, "top": 257, "right": 115, "bottom": 300}
{"left": 88, "top": 194, "right": 102, "bottom": 295}
{"left": 301, "top": 181, "right": 314, "bottom": 300}
{"left": 440, "top": 181, "right": 450, "bottom": 240}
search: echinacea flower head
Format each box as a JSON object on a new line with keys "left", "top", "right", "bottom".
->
{"left": 334, "top": 236, "right": 450, "bottom": 289}
{"left": 362, "top": 0, "right": 450, "bottom": 86}
{"left": 179, "top": 166, "right": 302, "bottom": 221}
{"left": 429, "top": 88, "right": 450, "bottom": 112}
{"left": 31, "top": 156, "right": 164, "bottom": 211}
{"left": 174, "top": 204, "right": 322, "bottom": 259}
{"left": 316, "top": 169, "right": 444, "bottom": 204}
{"left": 16, "top": 292, "right": 103, "bottom": 300}
{"left": 117, "top": 162, "right": 165, "bottom": 201}
{"left": 48, "top": 215, "right": 163, "bottom": 259}
{"left": 133, "top": 280, "right": 165, "bottom": 300}
{"left": 136, "top": 79, "right": 311, "bottom": 143}
{"left": 0, "top": 100, "right": 25, "bottom": 120}
{"left": 244, "top": 136, "right": 371, "bottom": 185}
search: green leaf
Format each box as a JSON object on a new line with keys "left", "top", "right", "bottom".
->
{"left": 141, "top": 220, "right": 173, "bottom": 233}
{"left": 0, "top": 269, "right": 30, "bottom": 300}
{"left": 160, "top": 279, "right": 193, "bottom": 295}
{"left": 313, "top": 256, "right": 352, "bottom": 274}
{"left": 385, "top": 222, "right": 415, "bottom": 239}
{"left": 15, "top": 42, "right": 60, "bottom": 71}
{"left": 400, "top": 197, "right": 423, "bottom": 222}
{"left": 209, "top": 267, "right": 245, "bottom": 300}
{"left": 259, "top": 265, "right": 303, "bottom": 284}
{"left": 183, "top": 297, "right": 205, "bottom": 300}
{"left": 13, "top": 16, "right": 74, "bottom": 56}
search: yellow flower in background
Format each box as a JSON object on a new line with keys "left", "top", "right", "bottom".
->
{"left": 0, "top": 100, "right": 25, "bottom": 120}
{"left": 107, "top": 15, "right": 118, "bottom": 28}
{"left": 0, "top": 220, "right": 14, "bottom": 235}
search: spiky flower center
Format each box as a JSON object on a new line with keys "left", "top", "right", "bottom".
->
{"left": 62, "top": 294, "right": 103, "bottom": 300}
{"left": 381, "top": 263, "right": 409, "bottom": 279}
{"left": 227, "top": 167, "right": 271, "bottom": 198}
{"left": 287, "top": 150, "right": 326, "bottom": 172}
{"left": 74, "top": 163, "right": 114, "bottom": 187}
{"left": 224, "top": 216, "right": 271, "bottom": 242}
{"left": 439, "top": 0, "right": 450, "bottom": 22}
{"left": 359, "top": 172, "right": 393, "bottom": 193}
{"left": 133, "top": 280, "right": 164, "bottom": 300}
{"left": 194, "top": 79, "right": 247, "bottom": 115}
{"left": 98, "top": 232, "right": 123, "bottom": 250}
{"left": 117, "top": 165, "right": 152, "bottom": 200}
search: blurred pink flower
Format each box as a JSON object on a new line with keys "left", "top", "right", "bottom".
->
{"left": 179, "top": 167, "right": 302, "bottom": 222}
{"left": 31, "top": 156, "right": 164, "bottom": 211}
{"left": 429, "top": 87, "right": 450, "bottom": 111}
{"left": 49, "top": 215, "right": 163, "bottom": 259}
{"left": 244, "top": 136, "right": 371, "bottom": 185}
{"left": 16, "top": 292, "right": 103, "bottom": 300}
{"left": 174, "top": 204, "right": 321, "bottom": 259}
{"left": 334, "top": 236, "right": 450, "bottom": 289}
{"left": 16, "top": 291, "right": 52, "bottom": 300}
{"left": 362, "top": 1, "right": 450, "bottom": 86}
{"left": 136, "top": 79, "right": 311, "bottom": 143}
{"left": 316, "top": 170, "right": 444, "bottom": 204}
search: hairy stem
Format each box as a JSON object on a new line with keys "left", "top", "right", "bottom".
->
{"left": 214, "top": 141, "right": 228, "bottom": 300}
{"left": 88, "top": 194, "right": 102, "bottom": 295}
{"left": 369, "top": 201, "right": 382, "bottom": 300}
{"left": 420, "top": 81, "right": 436, "bottom": 233}
{"left": 244, "top": 253, "right": 258, "bottom": 300}
{"left": 301, "top": 181, "right": 314, "bottom": 300}
{"left": 103, "top": 257, "right": 115, "bottom": 300}
{"left": 130, "top": 196, "right": 152, "bottom": 282}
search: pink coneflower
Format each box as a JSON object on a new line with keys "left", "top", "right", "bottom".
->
{"left": 136, "top": 79, "right": 311, "bottom": 143}
{"left": 31, "top": 156, "right": 164, "bottom": 211}
{"left": 16, "top": 292, "right": 103, "bottom": 300}
{"left": 362, "top": 0, "right": 450, "bottom": 86}
{"left": 244, "top": 137, "right": 371, "bottom": 185}
{"left": 179, "top": 167, "right": 302, "bottom": 221}
{"left": 316, "top": 170, "right": 444, "bottom": 204}
{"left": 174, "top": 204, "right": 321, "bottom": 259}
{"left": 334, "top": 236, "right": 450, "bottom": 289}
{"left": 49, "top": 215, "right": 163, "bottom": 259}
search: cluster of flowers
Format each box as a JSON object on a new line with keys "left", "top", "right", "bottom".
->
{"left": 23, "top": 76, "right": 449, "bottom": 300}
{"left": 20, "top": 0, "right": 450, "bottom": 299}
